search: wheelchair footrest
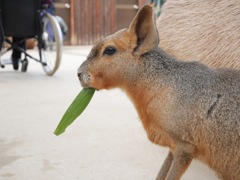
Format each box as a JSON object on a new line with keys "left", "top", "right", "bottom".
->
{"left": 0, "top": 58, "right": 12, "bottom": 65}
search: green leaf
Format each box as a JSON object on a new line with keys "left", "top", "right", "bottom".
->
{"left": 54, "top": 88, "right": 95, "bottom": 136}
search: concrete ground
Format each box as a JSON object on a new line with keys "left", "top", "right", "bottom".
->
{"left": 0, "top": 46, "right": 218, "bottom": 180}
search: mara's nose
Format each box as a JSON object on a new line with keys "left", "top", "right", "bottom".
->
{"left": 77, "top": 72, "right": 84, "bottom": 83}
{"left": 77, "top": 72, "right": 81, "bottom": 79}
{"left": 77, "top": 71, "right": 90, "bottom": 88}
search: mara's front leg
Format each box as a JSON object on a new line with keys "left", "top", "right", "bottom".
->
{"left": 165, "top": 149, "right": 193, "bottom": 180}
{"left": 156, "top": 151, "right": 173, "bottom": 180}
{"left": 156, "top": 142, "right": 195, "bottom": 180}
{"left": 167, "top": 142, "right": 196, "bottom": 180}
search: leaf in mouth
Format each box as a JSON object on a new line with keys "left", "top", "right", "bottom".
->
{"left": 54, "top": 88, "right": 95, "bottom": 136}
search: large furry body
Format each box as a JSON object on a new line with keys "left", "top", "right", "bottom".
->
{"left": 136, "top": 48, "right": 240, "bottom": 179}
{"left": 157, "top": 0, "right": 240, "bottom": 69}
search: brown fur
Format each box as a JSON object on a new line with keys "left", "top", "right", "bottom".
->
{"left": 157, "top": 0, "right": 240, "bottom": 69}
{"left": 78, "top": 5, "right": 240, "bottom": 180}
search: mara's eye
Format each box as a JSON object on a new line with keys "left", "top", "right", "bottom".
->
{"left": 103, "top": 46, "right": 117, "bottom": 56}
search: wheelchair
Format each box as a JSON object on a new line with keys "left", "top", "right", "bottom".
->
{"left": 0, "top": 0, "right": 62, "bottom": 76}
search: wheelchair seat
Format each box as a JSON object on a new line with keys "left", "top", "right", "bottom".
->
{"left": 0, "top": 0, "right": 41, "bottom": 39}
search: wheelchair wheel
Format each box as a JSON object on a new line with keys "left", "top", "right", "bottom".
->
{"left": 41, "top": 13, "right": 62, "bottom": 76}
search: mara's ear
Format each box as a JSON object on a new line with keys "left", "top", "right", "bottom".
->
{"left": 128, "top": 5, "right": 159, "bottom": 56}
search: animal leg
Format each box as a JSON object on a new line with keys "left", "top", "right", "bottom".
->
{"left": 165, "top": 149, "right": 193, "bottom": 180}
{"left": 156, "top": 151, "right": 173, "bottom": 180}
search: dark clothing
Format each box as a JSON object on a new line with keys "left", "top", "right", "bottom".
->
{"left": 12, "top": 37, "right": 26, "bottom": 59}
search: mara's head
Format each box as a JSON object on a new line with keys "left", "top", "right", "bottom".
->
{"left": 77, "top": 5, "right": 159, "bottom": 90}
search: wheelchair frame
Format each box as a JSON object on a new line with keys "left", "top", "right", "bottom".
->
{"left": 0, "top": 0, "right": 62, "bottom": 76}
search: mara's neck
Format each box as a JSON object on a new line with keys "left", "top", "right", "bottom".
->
{"left": 123, "top": 82, "right": 152, "bottom": 121}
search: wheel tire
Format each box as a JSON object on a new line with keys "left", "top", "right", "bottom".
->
{"left": 41, "top": 13, "right": 62, "bottom": 76}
